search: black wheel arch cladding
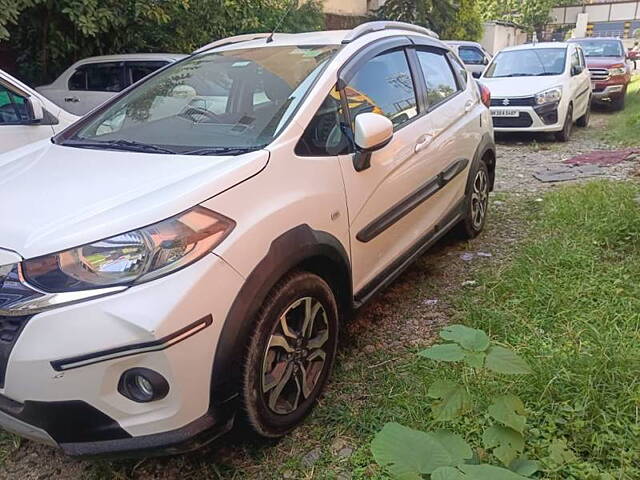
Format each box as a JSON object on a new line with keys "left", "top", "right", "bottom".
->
{"left": 209, "top": 224, "right": 351, "bottom": 406}
{"left": 467, "top": 132, "right": 496, "bottom": 193}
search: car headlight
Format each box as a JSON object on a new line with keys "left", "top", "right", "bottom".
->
{"left": 22, "top": 206, "right": 235, "bottom": 293}
{"left": 535, "top": 87, "right": 562, "bottom": 105}
{"left": 608, "top": 64, "right": 626, "bottom": 76}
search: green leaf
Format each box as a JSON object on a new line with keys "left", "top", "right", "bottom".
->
{"left": 547, "top": 438, "right": 577, "bottom": 465}
{"left": 432, "top": 466, "right": 465, "bottom": 480}
{"left": 419, "top": 344, "right": 465, "bottom": 362}
{"left": 488, "top": 395, "right": 527, "bottom": 433}
{"left": 430, "top": 430, "right": 474, "bottom": 463}
{"left": 371, "top": 423, "right": 472, "bottom": 478}
{"left": 485, "top": 346, "right": 533, "bottom": 375}
{"left": 509, "top": 457, "right": 540, "bottom": 476}
{"left": 458, "top": 464, "right": 530, "bottom": 479}
{"left": 463, "top": 351, "right": 486, "bottom": 369}
{"left": 427, "top": 380, "right": 473, "bottom": 421}
{"left": 439, "top": 324, "right": 490, "bottom": 352}
{"left": 482, "top": 425, "right": 524, "bottom": 466}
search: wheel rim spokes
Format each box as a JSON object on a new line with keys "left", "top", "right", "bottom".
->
{"left": 471, "top": 170, "right": 488, "bottom": 229}
{"left": 261, "top": 296, "right": 330, "bottom": 415}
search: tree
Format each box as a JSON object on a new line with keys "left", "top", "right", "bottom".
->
{"left": 374, "top": 0, "right": 458, "bottom": 36}
{"left": 477, "top": 0, "right": 554, "bottom": 35}
{"left": 438, "top": 0, "right": 483, "bottom": 41}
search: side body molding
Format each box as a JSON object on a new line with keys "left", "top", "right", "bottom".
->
{"left": 209, "top": 224, "right": 351, "bottom": 405}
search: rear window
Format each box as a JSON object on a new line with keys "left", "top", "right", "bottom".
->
{"left": 573, "top": 40, "right": 624, "bottom": 58}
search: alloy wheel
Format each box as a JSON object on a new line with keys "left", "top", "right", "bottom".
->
{"left": 261, "top": 297, "right": 329, "bottom": 415}
{"left": 470, "top": 169, "right": 489, "bottom": 230}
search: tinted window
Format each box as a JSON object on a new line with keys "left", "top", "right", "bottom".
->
{"left": 65, "top": 45, "right": 338, "bottom": 153}
{"left": 416, "top": 50, "right": 460, "bottom": 106}
{"left": 459, "top": 46, "right": 485, "bottom": 65}
{"left": 295, "top": 86, "right": 351, "bottom": 156}
{"left": 448, "top": 53, "right": 468, "bottom": 88}
{"left": 126, "top": 61, "right": 169, "bottom": 85}
{"left": 571, "top": 50, "right": 581, "bottom": 72}
{"left": 70, "top": 63, "right": 125, "bottom": 92}
{"left": 345, "top": 50, "right": 418, "bottom": 129}
{"left": 575, "top": 39, "right": 624, "bottom": 57}
{"left": 0, "top": 85, "right": 30, "bottom": 124}
{"left": 485, "top": 48, "right": 567, "bottom": 78}
{"left": 68, "top": 69, "right": 86, "bottom": 90}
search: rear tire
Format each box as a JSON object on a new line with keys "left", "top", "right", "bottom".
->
{"left": 241, "top": 271, "right": 339, "bottom": 438}
{"left": 576, "top": 99, "right": 590, "bottom": 127}
{"left": 555, "top": 103, "right": 573, "bottom": 142}
{"left": 457, "top": 160, "right": 490, "bottom": 239}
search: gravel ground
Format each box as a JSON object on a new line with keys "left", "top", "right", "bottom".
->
{"left": 1, "top": 111, "right": 638, "bottom": 480}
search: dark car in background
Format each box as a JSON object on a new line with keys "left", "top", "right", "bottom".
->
{"left": 568, "top": 37, "right": 631, "bottom": 110}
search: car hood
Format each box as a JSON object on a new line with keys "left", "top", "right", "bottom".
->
{"left": 480, "top": 75, "right": 563, "bottom": 98}
{"left": 584, "top": 56, "right": 625, "bottom": 68}
{"left": 0, "top": 141, "right": 268, "bottom": 260}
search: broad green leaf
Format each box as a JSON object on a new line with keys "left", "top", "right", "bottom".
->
{"left": 419, "top": 344, "right": 465, "bottom": 362}
{"left": 488, "top": 395, "right": 527, "bottom": 433}
{"left": 485, "top": 346, "right": 533, "bottom": 375}
{"left": 439, "top": 324, "right": 490, "bottom": 352}
{"left": 548, "top": 438, "right": 577, "bottom": 465}
{"left": 427, "top": 380, "right": 473, "bottom": 421}
{"left": 430, "top": 430, "right": 474, "bottom": 464}
{"left": 482, "top": 425, "right": 524, "bottom": 466}
{"left": 463, "top": 351, "right": 486, "bottom": 369}
{"left": 371, "top": 423, "right": 469, "bottom": 477}
{"left": 509, "top": 457, "right": 540, "bottom": 476}
{"left": 458, "top": 464, "right": 530, "bottom": 479}
{"left": 432, "top": 466, "right": 465, "bottom": 480}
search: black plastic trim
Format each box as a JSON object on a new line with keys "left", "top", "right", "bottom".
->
{"left": 576, "top": 86, "right": 590, "bottom": 100}
{"left": 354, "top": 199, "right": 465, "bottom": 306}
{"left": 356, "top": 158, "right": 469, "bottom": 243}
{"left": 50, "top": 315, "right": 213, "bottom": 371}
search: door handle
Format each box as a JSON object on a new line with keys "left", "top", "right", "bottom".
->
{"left": 64, "top": 96, "right": 79, "bottom": 103}
{"left": 414, "top": 133, "right": 434, "bottom": 153}
{"left": 464, "top": 100, "right": 475, "bottom": 112}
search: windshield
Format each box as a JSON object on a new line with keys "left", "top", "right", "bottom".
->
{"left": 61, "top": 45, "right": 339, "bottom": 154}
{"left": 574, "top": 39, "right": 624, "bottom": 57}
{"left": 484, "top": 48, "right": 567, "bottom": 78}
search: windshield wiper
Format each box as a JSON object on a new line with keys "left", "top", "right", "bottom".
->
{"left": 63, "top": 139, "right": 177, "bottom": 154}
{"left": 181, "top": 146, "right": 264, "bottom": 156}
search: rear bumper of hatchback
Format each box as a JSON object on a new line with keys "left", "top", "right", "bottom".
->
{"left": 0, "top": 254, "right": 245, "bottom": 456}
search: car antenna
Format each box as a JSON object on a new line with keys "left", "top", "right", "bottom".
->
{"left": 266, "top": 0, "right": 296, "bottom": 43}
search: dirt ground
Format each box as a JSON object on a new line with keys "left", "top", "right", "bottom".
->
{"left": 1, "top": 111, "right": 637, "bottom": 480}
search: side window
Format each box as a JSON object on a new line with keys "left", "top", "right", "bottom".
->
{"left": 416, "top": 49, "right": 460, "bottom": 107}
{"left": 448, "top": 52, "right": 468, "bottom": 88}
{"left": 295, "top": 86, "right": 351, "bottom": 156}
{"left": 345, "top": 49, "right": 418, "bottom": 129}
{"left": 571, "top": 50, "right": 580, "bottom": 68}
{"left": 0, "top": 84, "right": 30, "bottom": 124}
{"left": 126, "top": 61, "right": 168, "bottom": 85}
{"left": 578, "top": 49, "right": 586, "bottom": 68}
{"left": 458, "top": 46, "right": 485, "bottom": 65}
{"left": 68, "top": 69, "right": 87, "bottom": 91}
{"left": 84, "top": 63, "right": 125, "bottom": 92}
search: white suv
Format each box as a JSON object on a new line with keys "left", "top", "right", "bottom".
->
{"left": 0, "top": 22, "right": 495, "bottom": 456}
{"left": 480, "top": 42, "right": 592, "bottom": 141}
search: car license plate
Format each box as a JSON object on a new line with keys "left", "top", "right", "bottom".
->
{"left": 491, "top": 109, "right": 519, "bottom": 117}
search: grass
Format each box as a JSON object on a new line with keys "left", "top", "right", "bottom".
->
{"left": 598, "top": 76, "right": 640, "bottom": 147}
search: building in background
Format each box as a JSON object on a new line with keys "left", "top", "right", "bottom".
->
{"left": 547, "top": 1, "right": 640, "bottom": 46}
{"left": 480, "top": 21, "right": 529, "bottom": 54}
{"left": 322, "top": 0, "right": 386, "bottom": 29}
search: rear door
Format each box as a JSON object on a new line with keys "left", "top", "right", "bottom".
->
{"left": 64, "top": 62, "right": 126, "bottom": 115}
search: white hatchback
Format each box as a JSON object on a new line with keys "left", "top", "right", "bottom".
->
{"left": 0, "top": 69, "right": 78, "bottom": 154}
{"left": 481, "top": 42, "right": 592, "bottom": 141}
{"left": 0, "top": 22, "right": 495, "bottom": 457}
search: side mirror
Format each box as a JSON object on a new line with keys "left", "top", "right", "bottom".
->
{"left": 352, "top": 112, "right": 393, "bottom": 171}
{"left": 28, "top": 96, "right": 44, "bottom": 123}
{"left": 483, "top": 57, "right": 489, "bottom": 66}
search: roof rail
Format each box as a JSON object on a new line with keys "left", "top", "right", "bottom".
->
{"left": 342, "top": 21, "right": 439, "bottom": 45}
{"left": 193, "top": 33, "right": 272, "bottom": 54}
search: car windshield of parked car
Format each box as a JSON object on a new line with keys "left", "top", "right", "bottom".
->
{"left": 60, "top": 45, "right": 338, "bottom": 154}
{"left": 484, "top": 48, "right": 567, "bottom": 78}
{"left": 575, "top": 40, "right": 623, "bottom": 57}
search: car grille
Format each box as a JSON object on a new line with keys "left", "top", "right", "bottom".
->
{"left": 490, "top": 97, "right": 536, "bottom": 107}
{"left": 492, "top": 113, "right": 533, "bottom": 128}
{"left": 589, "top": 68, "right": 609, "bottom": 82}
{"left": 0, "top": 314, "right": 32, "bottom": 388}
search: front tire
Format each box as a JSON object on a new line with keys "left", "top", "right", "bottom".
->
{"left": 576, "top": 99, "right": 590, "bottom": 127}
{"left": 555, "top": 103, "right": 573, "bottom": 142}
{"left": 241, "top": 271, "right": 339, "bottom": 438}
{"left": 457, "top": 160, "right": 490, "bottom": 239}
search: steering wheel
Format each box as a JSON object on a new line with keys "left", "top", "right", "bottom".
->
{"left": 180, "top": 105, "right": 221, "bottom": 123}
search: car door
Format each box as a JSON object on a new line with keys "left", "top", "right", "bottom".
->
{"left": 458, "top": 45, "right": 489, "bottom": 78}
{"left": 0, "top": 80, "right": 55, "bottom": 154}
{"left": 569, "top": 46, "right": 590, "bottom": 119}
{"left": 336, "top": 40, "right": 480, "bottom": 300}
{"left": 64, "top": 62, "right": 126, "bottom": 115}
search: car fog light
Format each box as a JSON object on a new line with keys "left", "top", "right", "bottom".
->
{"left": 118, "top": 368, "right": 169, "bottom": 403}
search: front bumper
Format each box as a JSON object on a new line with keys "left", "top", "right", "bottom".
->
{"left": 490, "top": 103, "right": 563, "bottom": 133}
{"left": 592, "top": 84, "right": 625, "bottom": 101}
{"left": 0, "top": 253, "right": 245, "bottom": 456}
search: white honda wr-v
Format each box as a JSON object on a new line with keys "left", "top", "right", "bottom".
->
{"left": 0, "top": 22, "right": 496, "bottom": 456}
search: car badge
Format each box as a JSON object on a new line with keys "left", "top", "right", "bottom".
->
{"left": 502, "top": 98, "right": 510, "bottom": 106}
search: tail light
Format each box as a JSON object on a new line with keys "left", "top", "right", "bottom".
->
{"left": 477, "top": 82, "right": 491, "bottom": 108}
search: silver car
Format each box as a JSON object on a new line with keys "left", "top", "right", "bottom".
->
{"left": 446, "top": 41, "right": 492, "bottom": 78}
